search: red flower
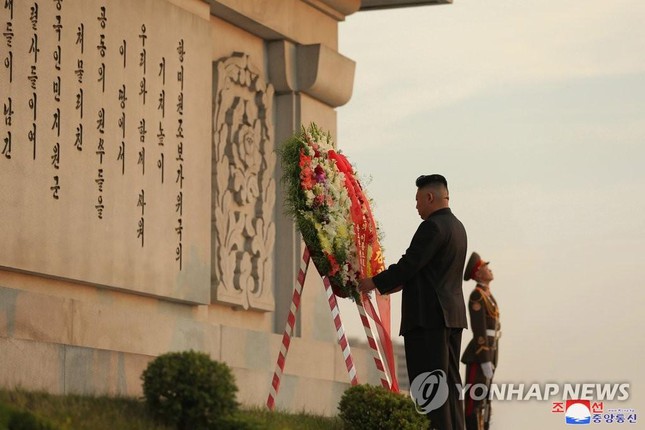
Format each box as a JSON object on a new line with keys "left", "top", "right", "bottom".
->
{"left": 326, "top": 253, "right": 340, "bottom": 276}
{"left": 301, "top": 167, "right": 315, "bottom": 189}
{"left": 299, "top": 151, "right": 312, "bottom": 169}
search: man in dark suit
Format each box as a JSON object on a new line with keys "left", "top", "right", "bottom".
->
{"left": 359, "top": 174, "right": 468, "bottom": 430}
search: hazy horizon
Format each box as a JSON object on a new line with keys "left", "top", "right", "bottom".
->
{"left": 337, "top": 1, "right": 645, "bottom": 427}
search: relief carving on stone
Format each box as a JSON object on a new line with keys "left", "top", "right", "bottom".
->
{"left": 212, "top": 53, "right": 275, "bottom": 311}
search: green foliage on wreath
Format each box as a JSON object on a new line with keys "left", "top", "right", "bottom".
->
{"left": 338, "top": 384, "right": 430, "bottom": 430}
{"left": 141, "top": 350, "right": 238, "bottom": 430}
{"left": 280, "top": 124, "right": 327, "bottom": 274}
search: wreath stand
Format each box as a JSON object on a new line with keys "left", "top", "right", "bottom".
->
{"left": 266, "top": 247, "right": 399, "bottom": 410}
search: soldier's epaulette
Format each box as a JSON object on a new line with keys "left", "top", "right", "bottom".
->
{"left": 469, "top": 288, "right": 484, "bottom": 302}
{"left": 469, "top": 290, "right": 484, "bottom": 314}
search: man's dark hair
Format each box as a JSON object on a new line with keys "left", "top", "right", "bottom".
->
{"left": 415, "top": 174, "right": 448, "bottom": 189}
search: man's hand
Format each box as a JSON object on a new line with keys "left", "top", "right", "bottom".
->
{"left": 358, "top": 277, "right": 377, "bottom": 294}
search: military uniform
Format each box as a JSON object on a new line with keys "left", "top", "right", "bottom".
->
{"left": 461, "top": 253, "right": 501, "bottom": 430}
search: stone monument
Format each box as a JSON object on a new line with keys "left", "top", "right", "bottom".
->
{"left": 0, "top": 0, "right": 447, "bottom": 415}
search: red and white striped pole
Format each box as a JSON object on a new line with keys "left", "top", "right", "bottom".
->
{"left": 267, "top": 247, "right": 310, "bottom": 410}
{"left": 356, "top": 293, "right": 392, "bottom": 389}
{"left": 361, "top": 292, "right": 399, "bottom": 392}
{"left": 322, "top": 276, "right": 359, "bottom": 386}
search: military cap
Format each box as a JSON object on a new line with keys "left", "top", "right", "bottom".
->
{"left": 464, "top": 251, "right": 489, "bottom": 281}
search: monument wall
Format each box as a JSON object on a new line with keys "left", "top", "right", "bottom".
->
{"left": 0, "top": 0, "right": 383, "bottom": 416}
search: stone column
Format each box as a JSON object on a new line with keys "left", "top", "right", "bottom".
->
{"left": 268, "top": 40, "right": 356, "bottom": 338}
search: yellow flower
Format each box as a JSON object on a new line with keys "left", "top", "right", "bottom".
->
{"left": 317, "top": 226, "right": 332, "bottom": 253}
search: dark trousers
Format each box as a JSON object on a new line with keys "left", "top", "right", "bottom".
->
{"left": 464, "top": 363, "right": 492, "bottom": 430}
{"left": 405, "top": 327, "right": 465, "bottom": 430}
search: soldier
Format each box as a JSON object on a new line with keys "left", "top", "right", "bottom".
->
{"left": 461, "top": 252, "right": 501, "bottom": 430}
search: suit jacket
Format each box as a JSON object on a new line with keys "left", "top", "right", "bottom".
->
{"left": 461, "top": 286, "right": 501, "bottom": 365}
{"left": 372, "top": 207, "right": 468, "bottom": 335}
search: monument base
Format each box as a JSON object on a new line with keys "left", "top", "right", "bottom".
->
{"left": 0, "top": 282, "right": 383, "bottom": 416}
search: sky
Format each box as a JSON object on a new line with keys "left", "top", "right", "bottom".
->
{"left": 336, "top": 0, "right": 645, "bottom": 427}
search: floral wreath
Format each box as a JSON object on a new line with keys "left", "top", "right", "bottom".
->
{"left": 280, "top": 123, "right": 385, "bottom": 301}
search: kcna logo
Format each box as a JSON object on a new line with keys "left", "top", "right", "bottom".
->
{"left": 565, "top": 400, "right": 591, "bottom": 425}
{"left": 410, "top": 369, "right": 450, "bottom": 414}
